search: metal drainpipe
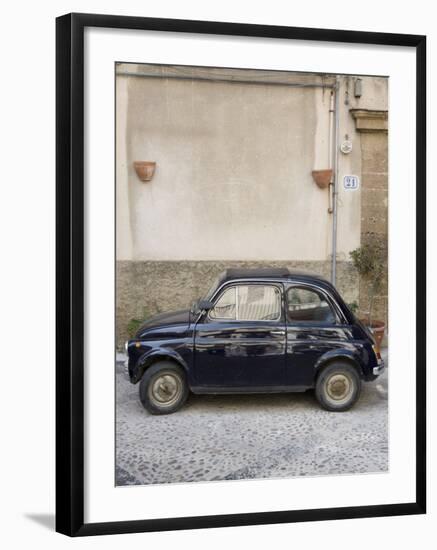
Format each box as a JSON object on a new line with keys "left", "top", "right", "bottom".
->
{"left": 328, "top": 89, "right": 335, "bottom": 214}
{"left": 331, "top": 77, "right": 340, "bottom": 286}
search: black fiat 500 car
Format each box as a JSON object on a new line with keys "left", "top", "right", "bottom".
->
{"left": 125, "top": 268, "right": 385, "bottom": 414}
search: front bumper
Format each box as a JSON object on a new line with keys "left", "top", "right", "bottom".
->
{"left": 373, "top": 361, "right": 385, "bottom": 376}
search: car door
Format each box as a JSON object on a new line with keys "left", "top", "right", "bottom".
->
{"left": 193, "top": 282, "right": 286, "bottom": 388}
{"left": 285, "top": 283, "right": 351, "bottom": 387}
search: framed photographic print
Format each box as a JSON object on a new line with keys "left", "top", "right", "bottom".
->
{"left": 56, "top": 13, "right": 426, "bottom": 536}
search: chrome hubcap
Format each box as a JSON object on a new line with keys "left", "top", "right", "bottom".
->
{"left": 149, "top": 373, "right": 182, "bottom": 407}
{"left": 326, "top": 373, "right": 352, "bottom": 401}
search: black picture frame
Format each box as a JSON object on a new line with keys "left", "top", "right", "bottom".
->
{"left": 56, "top": 12, "right": 426, "bottom": 537}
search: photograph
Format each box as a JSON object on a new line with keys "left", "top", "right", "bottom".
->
{"left": 115, "top": 62, "right": 389, "bottom": 486}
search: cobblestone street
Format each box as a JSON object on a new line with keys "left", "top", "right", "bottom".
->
{"left": 116, "top": 351, "right": 388, "bottom": 486}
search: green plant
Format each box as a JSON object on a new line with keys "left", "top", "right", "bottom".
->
{"left": 127, "top": 308, "right": 150, "bottom": 338}
{"left": 350, "top": 241, "right": 386, "bottom": 326}
{"left": 347, "top": 301, "right": 359, "bottom": 315}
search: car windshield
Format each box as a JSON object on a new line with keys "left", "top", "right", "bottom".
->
{"left": 203, "top": 275, "right": 221, "bottom": 300}
{"left": 190, "top": 275, "right": 222, "bottom": 313}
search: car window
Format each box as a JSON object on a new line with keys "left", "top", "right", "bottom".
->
{"left": 209, "top": 287, "right": 236, "bottom": 319}
{"left": 210, "top": 285, "right": 281, "bottom": 321}
{"left": 286, "top": 287, "right": 336, "bottom": 324}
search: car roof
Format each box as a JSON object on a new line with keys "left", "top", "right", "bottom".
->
{"left": 221, "top": 267, "right": 331, "bottom": 285}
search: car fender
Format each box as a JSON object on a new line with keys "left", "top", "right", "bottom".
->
{"left": 314, "top": 348, "right": 365, "bottom": 378}
{"left": 133, "top": 347, "right": 188, "bottom": 383}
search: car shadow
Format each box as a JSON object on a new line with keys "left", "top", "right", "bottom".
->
{"left": 183, "top": 390, "right": 315, "bottom": 412}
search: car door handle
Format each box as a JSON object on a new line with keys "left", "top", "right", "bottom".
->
{"left": 271, "top": 330, "right": 285, "bottom": 336}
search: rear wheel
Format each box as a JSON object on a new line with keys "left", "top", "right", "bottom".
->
{"left": 139, "top": 361, "right": 188, "bottom": 415}
{"left": 315, "top": 362, "right": 361, "bottom": 411}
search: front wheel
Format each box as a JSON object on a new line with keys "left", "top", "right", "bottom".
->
{"left": 139, "top": 361, "right": 189, "bottom": 415}
{"left": 315, "top": 362, "right": 361, "bottom": 412}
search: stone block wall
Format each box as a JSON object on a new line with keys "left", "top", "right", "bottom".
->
{"left": 116, "top": 260, "right": 358, "bottom": 347}
{"left": 351, "top": 110, "right": 388, "bottom": 326}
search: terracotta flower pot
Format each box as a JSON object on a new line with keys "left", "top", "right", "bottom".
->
{"left": 370, "top": 321, "right": 386, "bottom": 353}
{"left": 360, "top": 319, "right": 386, "bottom": 353}
{"left": 311, "top": 169, "right": 333, "bottom": 189}
{"left": 134, "top": 161, "right": 156, "bottom": 182}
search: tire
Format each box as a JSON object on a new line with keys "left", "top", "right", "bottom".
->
{"left": 139, "top": 361, "right": 189, "bottom": 415}
{"left": 315, "top": 362, "right": 361, "bottom": 412}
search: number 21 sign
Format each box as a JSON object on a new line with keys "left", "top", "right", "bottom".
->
{"left": 343, "top": 175, "right": 360, "bottom": 190}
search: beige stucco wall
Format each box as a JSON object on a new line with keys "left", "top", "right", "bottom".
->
{"left": 116, "top": 67, "right": 386, "bottom": 263}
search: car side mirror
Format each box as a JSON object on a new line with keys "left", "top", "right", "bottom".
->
{"left": 198, "top": 299, "right": 214, "bottom": 311}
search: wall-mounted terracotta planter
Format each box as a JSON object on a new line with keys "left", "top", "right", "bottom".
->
{"left": 312, "top": 169, "right": 333, "bottom": 189}
{"left": 134, "top": 161, "right": 156, "bottom": 182}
